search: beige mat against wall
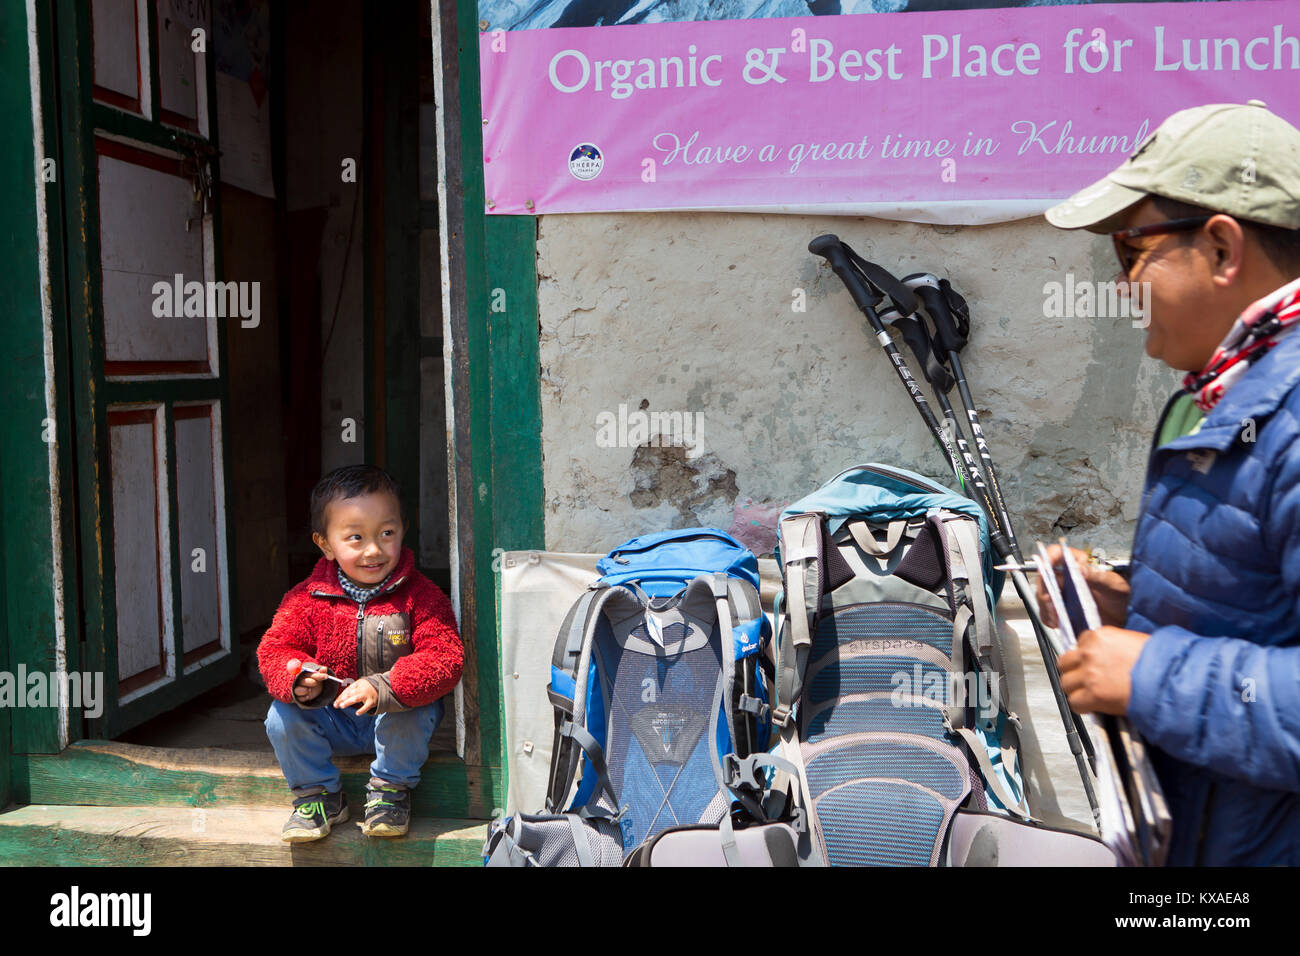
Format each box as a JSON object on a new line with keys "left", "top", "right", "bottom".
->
{"left": 498, "top": 551, "right": 1096, "bottom": 834}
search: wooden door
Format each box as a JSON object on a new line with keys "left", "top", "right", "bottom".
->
{"left": 67, "top": 0, "right": 238, "bottom": 736}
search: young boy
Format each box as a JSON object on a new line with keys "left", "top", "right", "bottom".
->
{"left": 258, "top": 464, "right": 463, "bottom": 842}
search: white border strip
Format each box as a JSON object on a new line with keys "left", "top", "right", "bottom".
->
{"left": 431, "top": 0, "right": 466, "bottom": 762}
{"left": 496, "top": 199, "right": 1058, "bottom": 227}
{"left": 136, "top": 0, "right": 152, "bottom": 120}
{"left": 27, "top": 0, "right": 69, "bottom": 748}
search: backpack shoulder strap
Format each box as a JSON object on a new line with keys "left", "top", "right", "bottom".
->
{"left": 940, "top": 513, "right": 1004, "bottom": 715}
{"left": 545, "top": 583, "right": 625, "bottom": 816}
{"left": 774, "top": 512, "right": 823, "bottom": 728}
{"left": 937, "top": 514, "right": 1033, "bottom": 820}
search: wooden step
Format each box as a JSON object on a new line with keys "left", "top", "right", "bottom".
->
{"left": 14, "top": 741, "right": 502, "bottom": 820}
{"left": 0, "top": 804, "right": 487, "bottom": 866}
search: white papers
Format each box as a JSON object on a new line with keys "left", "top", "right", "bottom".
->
{"left": 1032, "top": 539, "right": 1171, "bottom": 867}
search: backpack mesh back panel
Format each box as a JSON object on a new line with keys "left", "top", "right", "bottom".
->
{"left": 594, "top": 615, "right": 727, "bottom": 852}
{"left": 806, "top": 698, "right": 949, "bottom": 743}
{"left": 815, "top": 780, "right": 949, "bottom": 866}
{"left": 798, "top": 541, "right": 978, "bottom": 866}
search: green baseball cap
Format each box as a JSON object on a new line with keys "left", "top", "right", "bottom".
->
{"left": 1045, "top": 100, "right": 1300, "bottom": 233}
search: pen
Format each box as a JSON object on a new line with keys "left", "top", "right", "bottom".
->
{"left": 286, "top": 658, "right": 355, "bottom": 686}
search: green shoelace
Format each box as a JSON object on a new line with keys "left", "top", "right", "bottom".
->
{"left": 365, "top": 789, "right": 402, "bottom": 812}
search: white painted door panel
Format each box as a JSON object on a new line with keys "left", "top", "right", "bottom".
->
{"left": 92, "top": 0, "right": 141, "bottom": 104}
{"left": 97, "top": 149, "right": 211, "bottom": 372}
{"left": 108, "top": 410, "right": 170, "bottom": 685}
{"left": 156, "top": 0, "right": 209, "bottom": 132}
{"left": 174, "top": 405, "right": 225, "bottom": 658}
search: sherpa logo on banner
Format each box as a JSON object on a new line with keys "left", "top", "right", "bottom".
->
{"left": 0, "top": 666, "right": 103, "bottom": 719}
{"left": 569, "top": 143, "right": 603, "bottom": 180}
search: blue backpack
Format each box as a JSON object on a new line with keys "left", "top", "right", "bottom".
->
{"left": 540, "top": 528, "right": 775, "bottom": 858}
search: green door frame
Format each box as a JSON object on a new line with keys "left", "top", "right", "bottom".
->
{"left": 439, "top": 0, "right": 544, "bottom": 796}
{"left": 0, "top": 0, "right": 40, "bottom": 789}
{"left": 0, "top": 0, "right": 85, "bottom": 763}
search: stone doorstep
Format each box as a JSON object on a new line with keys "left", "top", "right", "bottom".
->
{"left": 0, "top": 805, "right": 487, "bottom": 867}
{"left": 18, "top": 741, "right": 495, "bottom": 820}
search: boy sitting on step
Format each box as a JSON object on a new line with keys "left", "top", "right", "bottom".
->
{"left": 258, "top": 465, "right": 463, "bottom": 843}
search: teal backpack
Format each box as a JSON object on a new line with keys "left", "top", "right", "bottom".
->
{"left": 772, "top": 463, "right": 1033, "bottom": 866}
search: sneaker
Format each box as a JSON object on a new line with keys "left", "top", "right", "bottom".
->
{"left": 281, "top": 790, "right": 348, "bottom": 843}
{"left": 360, "top": 782, "right": 411, "bottom": 838}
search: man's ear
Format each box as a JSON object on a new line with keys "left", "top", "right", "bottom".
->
{"left": 1206, "top": 214, "right": 1246, "bottom": 285}
{"left": 313, "top": 532, "right": 335, "bottom": 560}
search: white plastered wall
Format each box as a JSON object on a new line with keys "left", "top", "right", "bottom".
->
{"left": 536, "top": 211, "right": 1181, "bottom": 558}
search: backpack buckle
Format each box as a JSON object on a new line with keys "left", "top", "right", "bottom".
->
{"left": 723, "top": 754, "right": 766, "bottom": 794}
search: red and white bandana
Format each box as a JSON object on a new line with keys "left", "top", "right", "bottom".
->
{"left": 1184, "top": 277, "right": 1300, "bottom": 412}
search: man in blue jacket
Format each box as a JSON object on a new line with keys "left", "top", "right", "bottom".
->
{"left": 1041, "top": 100, "right": 1300, "bottom": 865}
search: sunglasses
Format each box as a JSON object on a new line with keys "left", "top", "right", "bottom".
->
{"left": 1110, "top": 216, "right": 1212, "bottom": 277}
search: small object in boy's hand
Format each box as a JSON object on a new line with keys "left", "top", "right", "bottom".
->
{"left": 286, "top": 658, "right": 354, "bottom": 686}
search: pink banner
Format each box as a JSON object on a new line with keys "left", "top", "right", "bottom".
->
{"left": 479, "top": 0, "right": 1299, "bottom": 218}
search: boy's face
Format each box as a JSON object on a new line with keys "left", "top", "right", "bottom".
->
{"left": 312, "top": 490, "right": 405, "bottom": 586}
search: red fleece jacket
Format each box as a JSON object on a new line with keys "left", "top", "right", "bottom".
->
{"left": 257, "top": 547, "right": 462, "bottom": 711}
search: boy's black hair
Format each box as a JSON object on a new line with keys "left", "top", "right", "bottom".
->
{"left": 310, "top": 464, "right": 405, "bottom": 536}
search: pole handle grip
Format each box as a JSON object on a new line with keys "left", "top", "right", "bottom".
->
{"left": 880, "top": 306, "right": 956, "bottom": 394}
{"left": 910, "top": 281, "right": 969, "bottom": 354}
{"left": 809, "top": 234, "right": 885, "bottom": 325}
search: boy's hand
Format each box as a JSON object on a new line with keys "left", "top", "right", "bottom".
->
{"left": 335, "top": 678, "right": 379, "bottom": 714}
{"left": 292, "top": 666, "right": 329, "bottom": 702}
{"left": 1035, "top": 544, "right": 1132, "bottom": 629}
{"left": 1058, "top": 626, "right": 1149, "bottom": 716}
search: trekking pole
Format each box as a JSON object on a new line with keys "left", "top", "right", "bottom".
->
{"left": 839, "top": 252, "right": 1023, "bottom": 562}
{"left": 809, "top": 235, "right": 1006, "bottom": 556}
{"left": 903, "top": 274, "right": 1101, "bottom": 821}
{"left": 897, "top": 272, "right": 1102, "bottom": 795}
{"left": 905, "top": 274, "right": 1025, "bottom": 563}
{"left": 871, "top": 287, "right": 1098, "bottom": 782}
{"left": 811, "top": 236, "right": 1102, "bottom": 824}
{"left": 815, "top": 235, "right": 1008, "bottom": 558}
{"left": 877, "top": 302, "right": 997, "bottom": 520}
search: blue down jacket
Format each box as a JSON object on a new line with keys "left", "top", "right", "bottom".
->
{"left": 1126, "top": 328, "right": 1300, "bottom": 865}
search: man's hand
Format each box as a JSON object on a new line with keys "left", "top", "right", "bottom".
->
{"left": 1058, "top": 626, "right": 1149, "bottom": 715}
{"left": 1035, "top": 544, "right": 1131, "bottom": 629}
{"left": 292, "top": 667, "right": 328, "bottom": 702}
{"left": 334, "top": 678, "right": 379, "bottom": 715}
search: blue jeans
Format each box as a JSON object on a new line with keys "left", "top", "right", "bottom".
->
{"left": 264, "top": 697, "right": 444, "bottom": 795}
